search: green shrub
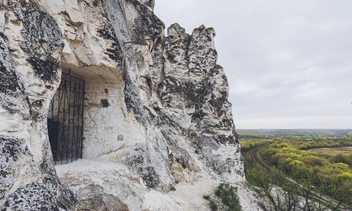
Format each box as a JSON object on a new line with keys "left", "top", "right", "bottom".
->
{"left": 215, "top": 183, "right": 241, "bottom": 211}
{"left": 203, "top": 195, "right": 218, "bottom": 211}
{"left": 203, "top": 183, "right": 242, "bottom": 211}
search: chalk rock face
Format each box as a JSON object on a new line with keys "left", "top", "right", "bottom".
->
{"left": 0, "top": 0, "right": 263, "bottom": 210}
{"left": 0, "top": 1, "right": 74, "bottom": 210}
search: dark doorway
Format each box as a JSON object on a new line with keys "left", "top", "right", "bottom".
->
{"left": 48, "top": 71, "right": 85, "bottom": 164}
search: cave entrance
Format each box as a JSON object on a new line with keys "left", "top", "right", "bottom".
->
{"left": 48, "top": 70, "right": 85, "bottom": 164}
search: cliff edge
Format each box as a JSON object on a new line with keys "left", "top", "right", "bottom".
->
{"left": 0, "top": 0, "right": 263, "bottom": 210}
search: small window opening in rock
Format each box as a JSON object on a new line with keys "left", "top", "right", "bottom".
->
{"left": 101, "top": 99, "right": 109, "bottom": 107}
{"left": 167, "top": 54, "right": 176, "bottom": 64}
{"left": 104, "top": 88, "right": 108, "bottom": 94}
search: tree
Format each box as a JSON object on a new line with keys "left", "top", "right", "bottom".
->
{"left": 246, "top": 165, "right": 348, "bottom": 211}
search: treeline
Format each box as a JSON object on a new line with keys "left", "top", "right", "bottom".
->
{"left": 280, "top": 136, "right": 352, "bottom": 150}
{"left": 240, "top": 136, "right": 352, "bottom": 152}
{"left": 240, "top": 138, "right": 271, "bottom": 152}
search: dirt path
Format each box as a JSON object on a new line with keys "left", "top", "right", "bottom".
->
{"left": 250, "top": 145, "right": 271, "bottom": 171}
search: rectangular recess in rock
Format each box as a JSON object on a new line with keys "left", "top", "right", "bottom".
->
{"left": 48, "top": 68, "right": 85, "bottom": 165}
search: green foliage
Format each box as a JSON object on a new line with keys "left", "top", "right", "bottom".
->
{"left": 333, "top": 162, "right": 350, "bottom": 170}
{"left": 330, "top": 153, "right": 352, "bottom": 167}
{"left": 288, "top": 159, "right": 303, "bottom": 167}
{"left": 296, "top": 136, "right": 352, "bottom": 150}
{"left": 243, "top": 136, "right": 352, "bottom": 208}
{"left": 339, "top": 172, "right": 352, "bottom": 179}
{"left": 215, "top": 183, "right": 241, "bottom": 211}
{"left": 246, "top": 164, "right": 349, "bottom": 211}
{"left": 203, "top": 195, "right": 218, "bottom": 211}
{"left": 203, "top": 183, "right": 242, "bottom": 211}
{"left": 240, "top": 139, "right": 271, "bottom": 152}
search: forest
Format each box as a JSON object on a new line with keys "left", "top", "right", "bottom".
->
{"left": 241, "top": 132, "right": 352, "bottom": 211}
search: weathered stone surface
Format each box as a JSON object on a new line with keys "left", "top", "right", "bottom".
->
{"left": 0, "top": 33, "right": 29, "bottom": 118}
{"left": 0, "top": 0, "right": 264, "bottom": 210}
{"left": 3, "top": 183, "right": 58, "bottom": 211}
{"left": 0, "top": 1, "right": 73, "bottom": 210}
{"left": 77, "top": 184, "right": 128, "bottom": 211}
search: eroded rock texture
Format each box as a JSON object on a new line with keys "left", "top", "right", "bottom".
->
{"left": 0, "top": 0, "right": 263, "bottom": 210}
{"left": 0, "top": 1, "right": 73, "bottom": 210}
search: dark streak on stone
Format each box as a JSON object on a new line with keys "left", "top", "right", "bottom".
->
{"left": 97, "top": 22, "right": 123, "bottom": 65}
{"left": 127, "top": 0, "right": 164, "bottom": 41}
{"left": 0, "top": 136, "right": 33, "bottom": 201}
{"left": 26, "top": 56, "right": 60, "bottom": 82}
{"left": 139, "top": 166, "right": 160, "bottom": 188}
{"left": 7, "top": 0, "right": 24, "bottom": 20}
{"left": 19, "top": 2, "right": 64, "bottom": 56}
{"left": 2, "top": 183, "right": 59, "bottom": 211}
{"left": 0, "top": 37, "right": 30, "bottom": 117}
{"left": 0, "top": 60, "right": 18, "bottom": 93}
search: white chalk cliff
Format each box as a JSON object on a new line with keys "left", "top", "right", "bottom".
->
{"left": 0, "top": 0, "right": 264, "bottom": 210}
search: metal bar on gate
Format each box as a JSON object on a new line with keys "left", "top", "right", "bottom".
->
{"left": 80, "top": 80, "right": 85, "bottom": 159}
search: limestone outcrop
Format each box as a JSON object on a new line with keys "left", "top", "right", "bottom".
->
{"left": 0, "top": 0, "right": 264, "bottom": 210}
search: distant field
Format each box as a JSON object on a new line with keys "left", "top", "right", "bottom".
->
{"left": 309, "top": 147, "right": 352, "bottom": 155}
{"left": 237, "top": 129, "right": 352, "bottom": 138}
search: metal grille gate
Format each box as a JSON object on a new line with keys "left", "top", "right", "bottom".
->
{"left": 48, "top": 71, "right": 85, "bottom": 164}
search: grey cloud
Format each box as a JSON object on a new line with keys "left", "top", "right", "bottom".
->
{"left": 155, "top": 0, "right": 352, "bottom": 129}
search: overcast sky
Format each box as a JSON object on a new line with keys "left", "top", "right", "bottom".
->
{"left": 154, "top": 0, "right": 352, "bottom": 129}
